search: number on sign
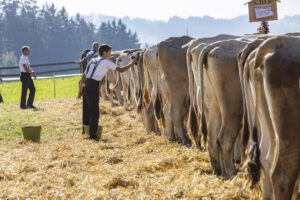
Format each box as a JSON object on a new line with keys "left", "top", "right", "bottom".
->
{"left": 254, "top": 0, "right": 271, "bottom": 5}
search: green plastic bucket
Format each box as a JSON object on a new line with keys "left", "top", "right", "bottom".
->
{"left": 21, "top": 125, "right": 42, "bottom": 142}
{"left": 83, "top": 125, "right": 103, "bottom": 140}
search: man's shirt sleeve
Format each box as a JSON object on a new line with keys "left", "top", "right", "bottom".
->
{"left": 105, "top": 60, "right": 118, "bottom": 70}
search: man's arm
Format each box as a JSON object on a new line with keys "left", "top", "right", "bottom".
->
{"left": 115, "top": 57, "right": 137, "bottom": 73}
{"left": 0, "top": 78, "right": 2, "bottom": 82}
{"left": 75, "top": 56, "right": 87, "bottom": 64}
{"left": 23, "top": 64, "right": 36, "bottom": 79}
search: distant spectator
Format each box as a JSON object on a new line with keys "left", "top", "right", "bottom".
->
{"left": 19, "top": 46, "right": 37, "bottom": 109}
{"left": 76, "top": 42, "right": 99, "bottom": 65}
{"left": 0, "top": 78, "right": 3, "bottom": 103}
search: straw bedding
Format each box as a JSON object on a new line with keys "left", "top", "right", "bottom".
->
{"left": 0, "top": 97, "right": 283, "bottom": 199}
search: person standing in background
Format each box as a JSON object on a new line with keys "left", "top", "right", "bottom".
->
{"left": 76, "top": 42, "right": 100, "bottom": 65}
{"left": 19, "top": 46, "right": 37, "bottom": 109}
{"left": 0, "top": 78, "right": 3, "bottom": 103}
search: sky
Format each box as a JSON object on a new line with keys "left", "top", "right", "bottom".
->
{"left": 36, "top": 0, "right": 300, "bottom": 21}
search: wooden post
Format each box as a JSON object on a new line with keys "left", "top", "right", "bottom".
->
{"left": 53, "top": 73, "right": 56, "bottom": 98}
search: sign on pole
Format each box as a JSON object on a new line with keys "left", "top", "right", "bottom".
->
{"left": 247, "top": 0, "right": 279, "bottom": 22}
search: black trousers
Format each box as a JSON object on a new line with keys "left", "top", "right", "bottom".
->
{"left": 0, "top": 92, "right": 3, "bottom": 103}
{"left": 83, "top": 78, "right": 99, "bottom": 139}
{"left": 20, "top": 73, "right": 35, "bottom": 108}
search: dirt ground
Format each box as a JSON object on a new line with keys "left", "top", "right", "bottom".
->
{"left": 0, "top": 98, "right": 271, "bottom": 199}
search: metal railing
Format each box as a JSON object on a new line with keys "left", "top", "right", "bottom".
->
{"left": 0, "top": 61, "right": 82, "bottom": 98}
{"left": 0, "top": 61, "right": 81, "bottom": 80}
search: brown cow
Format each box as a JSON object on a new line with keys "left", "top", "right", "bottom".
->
{"left": 185, "top": 34, "right": 239, "bottom": 149}
{"left": 127, "top": 49, "right": 160, "bottom": 134}
{"left": 116, "top": 49, "right": 141, "bottom": 110}
{"left": 198, "top": 37, "right": 257, "bottom": 178}
{"left": 239, "top": 35, "right": 300, "bottom": 199}
{"left": 155, "top": 36, "right": 193, "bottom": 145}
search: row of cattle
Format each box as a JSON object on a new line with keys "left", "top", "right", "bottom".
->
{"left": 80, "top": 33, "right": 300, "bottom": 200}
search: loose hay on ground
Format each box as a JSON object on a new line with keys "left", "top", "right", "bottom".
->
{"left": 0, "top": 97, "right": 285, "bottom": 199}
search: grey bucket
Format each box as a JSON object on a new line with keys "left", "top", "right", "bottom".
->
{"left": 83, "top": 125, "right": 103, "bottom": 140}
{"left": 21, "top": 125, "right": 42, "bottom": 142}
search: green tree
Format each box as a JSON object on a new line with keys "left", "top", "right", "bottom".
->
{"left": 0, "top": 1, "right": 140, "bottom": 75}
{"left": 97, "top": 19, "right": 140, "bottom": 51}
{"left": 1, "top": 51, "right": 18, "bottom": 66}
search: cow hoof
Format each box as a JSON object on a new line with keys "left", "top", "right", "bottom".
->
{"left": 224, "top": 170, "right": 237, "bottom": 180}
{"left": 235, "top": 159, "right": 241, "bottom": 164}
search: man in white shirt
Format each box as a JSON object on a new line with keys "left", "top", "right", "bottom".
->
{"left": 78, "top": 44, "right": 137, "bottom": 140}
{"left": 19, "top": 46, "right": 37, "bottom": 109}
{"left": 0, "top": 78, "right": 3, "bottom": 103}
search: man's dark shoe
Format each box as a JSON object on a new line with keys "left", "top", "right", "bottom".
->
{"left": 27, "top": 105, "right": 37, "bottom": 109}
{"left": 89, "top": 136, "right": 98, "bottom": 141}
{"left": 20, "top": 106, "right": 27, "bottom": 109}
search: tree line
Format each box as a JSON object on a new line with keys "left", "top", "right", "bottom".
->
{"left": 0, "top": 0, "right": 140, "bottom": 74}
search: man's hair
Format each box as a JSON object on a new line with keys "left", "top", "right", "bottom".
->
{"left": 99, "top": 44, "right": 112, "bottom": 56}
{"left": 21, "top": 46, "right": 30, "bottom": 53}
{"left": 92, "top": 42, "right": 99, "bottom": 48}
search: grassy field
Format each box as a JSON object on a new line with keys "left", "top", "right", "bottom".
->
{"left": 0, "top": 76, "right": 81, "bottom": 102}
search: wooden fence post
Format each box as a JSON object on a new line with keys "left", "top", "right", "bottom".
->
{"left": 53, "top": 73, "right": 56, "bottom": 98}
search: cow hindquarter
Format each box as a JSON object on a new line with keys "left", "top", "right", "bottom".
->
{"left": 208, "top": 56, "right": 243, "bottom": 178}
{"left": 201, "top": 40, "right": 248, "bottom": 179}
{"left": 243, "top": 48, "right": 275, "bottom": 199}
{"left": 262, "top": 45, "right": 300, "bottom": 200}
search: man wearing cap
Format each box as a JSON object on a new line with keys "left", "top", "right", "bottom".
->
{"left": 19, "top": 46, "right": 37, "bottom": 109}
{"left": 78, "top": 44, "right": 137, "bottom": 140}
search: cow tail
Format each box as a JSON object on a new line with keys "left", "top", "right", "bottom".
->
{"left": 186, "top": 47, "right": 200, "bottom": 148}
{"left": 199, "top": 45, "right": 215, "bottom": 145}
{"left": 127, "top": 73, "right": 131, "bottom": 102}
{"left": 154, "top": 50, "right": 165, "bottom": 128}
{"left": 137, "top": 52, "right": 145, "bottom": 113}
{"left": 238, "top": 45, "right": 254, "bottom": 160}
{"left": 187, "top": 105, "right": 200, "bottom": 148}
{"left": 143, "top": 53, "right": 151, "bottom": 105}
{"left": 106, "top": 75, "right": 111, "bottom": 94}
{"left": 245, "top": 37, "right": 284, "bottom": 188}
{"left": 246, "top": 65, "right": 262, "bottom": 189}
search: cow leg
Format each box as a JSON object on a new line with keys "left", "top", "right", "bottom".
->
{"left": 271, "top": 148, "right": 300, "bottom": 200}
{"left": 173, "top": 110, "right": 190, "bottom": 146}
{"left": 261, "top": 175, "right": 273, "bottom": 200}
{"left": 151, "top": 90, "right": 161, "bottom": 135}
{"left": 234, "top": 136, "right": 241, "bottom": 164}
{"left": 207, "top": 104, "right": 222, "bottom": 176}
{"left": 211, "top": 63, "right": 243, "bottom": 178}
{"left": 123, "top": 84, "right": 130, "bottom": 110}
{"left": 115, "top": 88, "right": 123, "bottom": 105}
{"left": 217, "top": 117, "right": 242, "bottom": 179}
{"left": 130, "top": 80, "right": 137, "bottom": 108}
{"left": 163, "top": 102, "right": 176, "bottom": 142}
{"left": 103, "top": 85, "right": 108, "bottom": 100}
